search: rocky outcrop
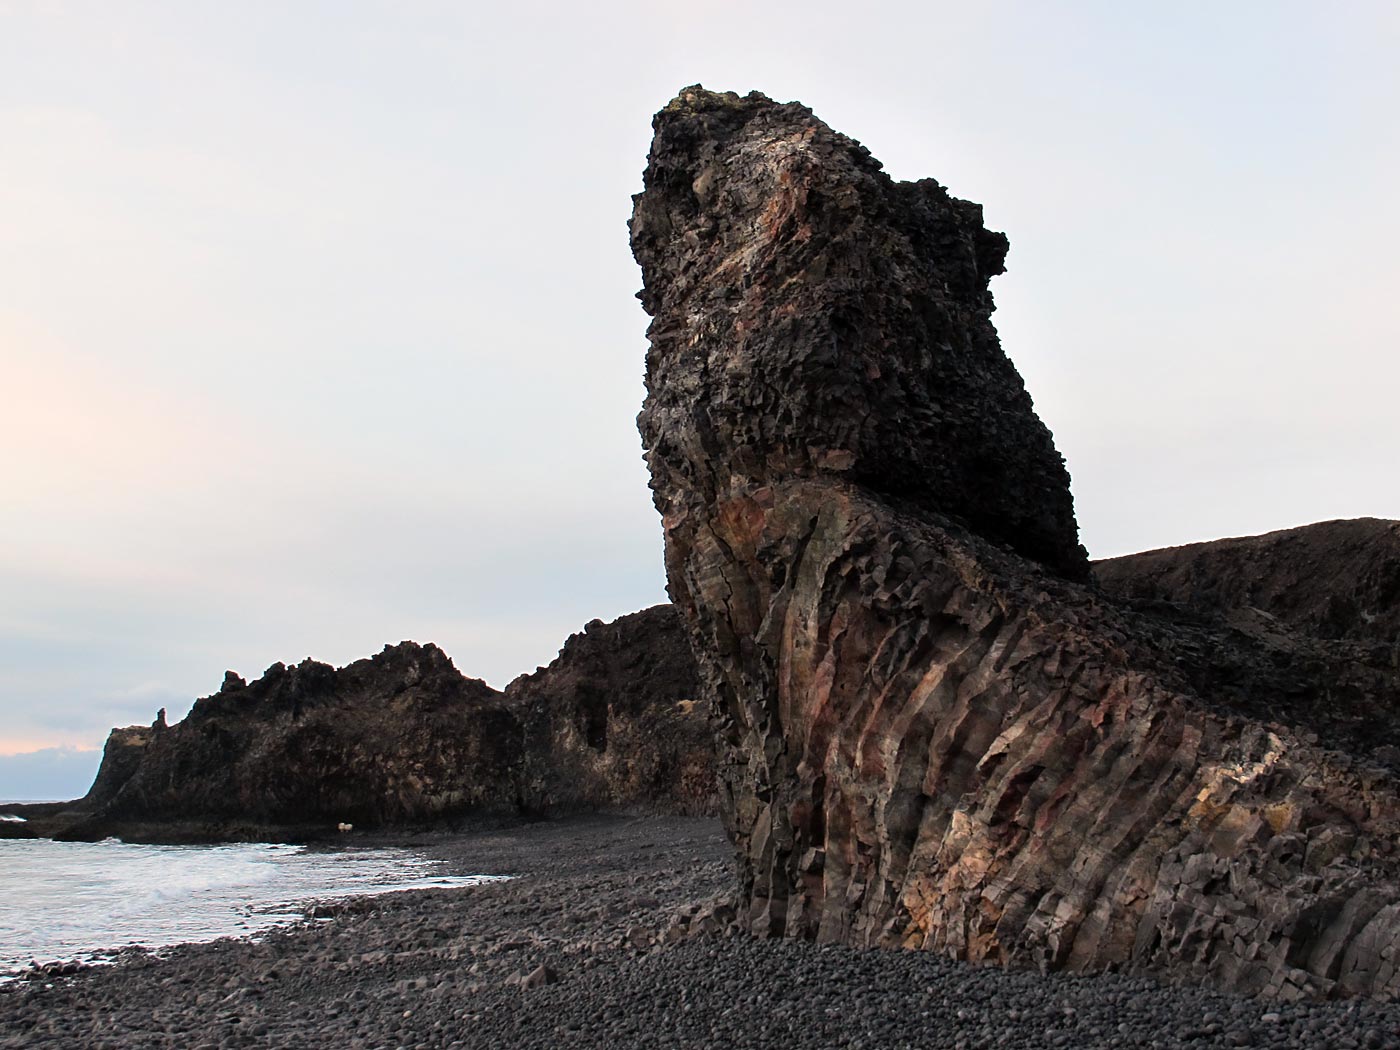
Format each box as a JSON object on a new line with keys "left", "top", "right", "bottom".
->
{"left": 83, "top": 724, "right": 156, "bottom": 807}
{"left": 1096, "top": 518, "right": 1400, "bottom": 646}
{"left": 632, "top": 86, "right": 1400, "bottom": 998}
{"left": 44, "top": 643, "right": 525, "bottom": 840}
{"left": 507, "top": 605, "right": 713, "bottom": 815}
{"left": 4, "top": 608, "right": 711, "bottom": 841}
{"left": 1095, "top": 520, "right": 1400, "bottom": 776}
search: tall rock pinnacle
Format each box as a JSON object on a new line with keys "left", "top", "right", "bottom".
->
{"left": 632, "top": 86, "right": 1087, "bottom": 578}
{"left": 633, "top": 87, "right": 1400, "bottom": 999}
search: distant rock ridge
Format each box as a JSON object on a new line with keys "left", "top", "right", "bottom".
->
{"left": 4, "top": 605, "right": 708, "bottom": 842}
{"left": 632, "top": 85, "right": 1400, "bottom": 999}
{"left": 1096, "top": 518, "right": 1400, "bottom": 646}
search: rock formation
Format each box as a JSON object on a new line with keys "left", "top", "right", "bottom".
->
{"left": 506, "top": 605, "right": 713, "bottom": 815}
{"left": 1096, "top": 518, "right": 1400, "bottom": 647}
{"left": 83, "top": 724, "right": 156, "bottom": 807}
{"left": 47, "top": 642, "right": 524, "bottom": 841}
{"left": 1095, "top": 520, "right": 1400, "bottom": 777}
{"left": 632, "top": 86, "right": 1400, "bottom": 998}
{"left": 5, "top": 607, "right": 709, "bottom": 841}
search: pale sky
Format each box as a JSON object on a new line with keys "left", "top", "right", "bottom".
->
{"left": 3, "top": 1, "right": 1397, "bottom": 798}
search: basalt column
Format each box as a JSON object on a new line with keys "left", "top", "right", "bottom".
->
{"left": 632, "top": 87, "right": 1400, "bottom": 999}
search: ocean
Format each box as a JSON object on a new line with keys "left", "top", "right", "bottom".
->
{"left": 0, "top": 825, "right": 503, "bottom": 976}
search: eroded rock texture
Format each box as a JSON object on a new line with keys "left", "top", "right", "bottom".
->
{"left": 631, "top": 88, "right": 1085, "bottom": 580}
{"left": 632, "top": 87, "right": 1400, "bottom": 999}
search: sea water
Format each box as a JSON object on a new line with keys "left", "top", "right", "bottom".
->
{"left": 0, "top": 833, "right": 503, "bottom": 975}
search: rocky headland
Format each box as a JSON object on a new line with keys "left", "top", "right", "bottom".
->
{"left": 0, "top": 605, "right": 709, "bottom": 842}
{"left": 631, "top": 86, "right": 1400, "bottom": 999}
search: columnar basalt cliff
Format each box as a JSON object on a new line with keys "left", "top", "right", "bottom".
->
{"left": 632, "top": 86, "right": 1400, "bottom": 999}
{"left": 5, "top": 608, "right": 709, "bottom": 841}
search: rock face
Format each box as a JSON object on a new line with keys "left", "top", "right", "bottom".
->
{"left": 1096, "top": 519, "right": 1400, "bottom": 647}
{"left": 632, "top": 87, "right": 1400, "bottom": 998}
{"left": 506, "top": 605, "right": 713, "bottom": 816}
{"left": 7, "top": 607, "right": 710, "bottom": 841}
{"left": 631, "top": 88, "right": 1085, "bottom": 580}
{"left": 62, "top": 643, "right": 524, "bottom": 840}
{"left": 83, "top": 725, "right": 156, "bottom": 807}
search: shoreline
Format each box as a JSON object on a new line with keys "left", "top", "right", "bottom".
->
{"left": 0, "top": 835, "right": 513, "bottom": 979}
{"left": 0, "top": 798, "right": 535, "bottom": 845}
{"left": 4, "top": 814, "right": 1400, "bottom": 1049}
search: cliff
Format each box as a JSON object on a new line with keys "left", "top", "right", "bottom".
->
{"left": 507, "top": 605, "right": 713, "bottom": 815}
{"left": 5, "top": 606, "right": 709, "bottom": 841}
{"left": 48, "top": 643, "right": 523, "bottom": 841}
{"left": 632, "top": 86, "right": 1400, "bottom": 999}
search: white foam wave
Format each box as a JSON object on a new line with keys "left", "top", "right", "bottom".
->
{"left": 0, "top": 839, "right": 504, "bottom": 974}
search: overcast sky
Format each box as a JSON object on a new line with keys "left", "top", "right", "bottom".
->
{"left": 2, "top": 1, "right": 1397, "bottom": 798}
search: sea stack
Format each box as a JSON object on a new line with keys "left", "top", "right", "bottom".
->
{"left": 632, "top": 86, "right": 1400, "bottom": 998}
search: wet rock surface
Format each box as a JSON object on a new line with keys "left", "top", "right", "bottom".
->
{"left": 632, "top": 87, "right": 1400, "bottom": 998}
{"left": 3, "top": 607, "right": 709, "bottom": 842}
{"left": 5, "top": 817, "right": 1400, "bottom": 1049}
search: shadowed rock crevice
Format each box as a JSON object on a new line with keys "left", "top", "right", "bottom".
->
{"left": 632, "top": 86, "right": 1400, "bottom": 999}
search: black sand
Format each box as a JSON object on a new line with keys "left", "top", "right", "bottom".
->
{"left": 3, "top": 815, "right": 1400, "bottom": 1049}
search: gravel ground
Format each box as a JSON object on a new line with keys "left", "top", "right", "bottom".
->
{"left": 3, "top": 814, "right": 1400, "bottom": 1049}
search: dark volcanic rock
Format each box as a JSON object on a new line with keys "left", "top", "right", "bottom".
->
{"left": 9, "top": 609, "right": 713, "bottom": 841}
{"left": 52, "top": 642, "right": 524, "bottom": 840}
{"left": 632, "top": 86, "right": 1400, "bottom": 998}
{"left": 507, "top": 605, "right": 714, "bottom": 816}
{"left": 630, "top": 87, "right": 1086, "bottom": 579}
{"left": 1096, "top": 520, "right": 1400, "bottom": 775}
{"left": 1096, "top": 518, "right": 1400, "bottom": 646}
{"left": 82, "top": 724, "right": 154, "bottom": 807}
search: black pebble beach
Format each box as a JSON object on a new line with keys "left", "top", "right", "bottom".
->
{"left": 3, "top": 815, "right": 1399, "bottom": 1049}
